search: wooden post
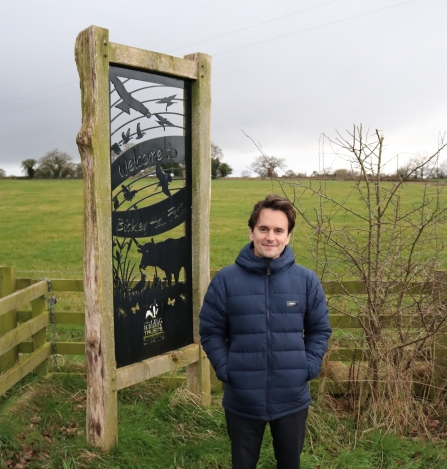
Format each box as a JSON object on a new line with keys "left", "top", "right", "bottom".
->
{"left": 75, "top": 26, "right": 117, "bottom": 451}
{"left": 184, "top": 53, "right": 212, "bottom": 405}
{"left": 0, "top": 266, "right": 18, "bottom": 373}
{"left": 31, "top": 296, "right": 47, "bottom": 376}
{"left": 433, "top": 270, "right": 447, "bottom": 388}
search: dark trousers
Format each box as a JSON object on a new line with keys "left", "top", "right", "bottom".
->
{"left": 225, "top": 407, "right": 308, "bottom": 469}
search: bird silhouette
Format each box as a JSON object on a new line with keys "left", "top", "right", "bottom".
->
{"left": 132, "top": 274, "right": 146, "bottom": 293}
{"left": 111, "top": 143, "right": 122, "bottom": 155}
{"left": 155, "top": 163, "right": 172, "bottom": 197}
{"left": 156, "top": 95, "right": 177, "bottom": 111}
{"left": 135, "top": 122, "right": 145, "bottom": 139}
{"left": 121, "top": 184, "right": 137, "bottom": 201}
{"left": 122, "top": 128, "right": 132, "bottom": 144}
{"left": 110, "top": 74, "right": 152, "bottom": 118}
{"left": 113, "top": 196, "right": 119, "bottom": 210}
{"left": 154, "top": 113, "right": 174, "bottom": 131}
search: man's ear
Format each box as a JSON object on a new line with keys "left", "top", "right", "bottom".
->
{"left": 285, "top": 232, "right": 291, "bottom": 245}
{"left": 249, "top": 228, "right": 254, "bottom": 241}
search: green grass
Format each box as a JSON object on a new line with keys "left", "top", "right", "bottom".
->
{"left": 1, "top": 376, "right": 446, "bottom": 468}
{"left": 1, "top": 178, "right": 445, "bottom": 276}
{"left": 1, "top": 178, "right": 447, "bottom": 467}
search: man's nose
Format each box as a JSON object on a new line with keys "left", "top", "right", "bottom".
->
{"left": 266, "top": 230, "right": 275, "bottom": 240}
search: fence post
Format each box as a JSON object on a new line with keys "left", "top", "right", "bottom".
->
{"left": 184, "top": 52, "right": 212, "bottom": 405}
{"left": 433, "top": 270, "right": 447, "bottom": 387}
{"left": 31, "top": 296, "right": 48, "bottom": 376}
{"left": 75, "top": 25, "right": 117, "bottom": 451}
{"left": 0, "top": 266, "right": 18, "bottom": 373}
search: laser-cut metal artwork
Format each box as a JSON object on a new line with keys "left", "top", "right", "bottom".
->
{"left": 110, "top": 65, "right": 192, "bottom": 368}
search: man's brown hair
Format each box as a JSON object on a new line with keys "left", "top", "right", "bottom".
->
{"left": 248, "top": 194, "right": 296, "bottom": 234}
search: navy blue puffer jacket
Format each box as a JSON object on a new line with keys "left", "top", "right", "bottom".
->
{"left": 199, "top": 243, "right": 331, "bottom": 421}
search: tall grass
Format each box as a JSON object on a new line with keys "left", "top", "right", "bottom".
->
{"left": 1, "top": 376, "right": 447, "bottom": 468}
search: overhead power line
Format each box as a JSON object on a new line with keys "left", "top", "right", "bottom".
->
{"left": 0, "top": 0, "right": 420, "bottom": 115}
{"left": 168, "top": 0, "right": 342, "bottom": 53}
{"left": 0, "top": 81, "right": 77, "bottom": 107}
{"left": 214, "top": 0, "right": 420, "bottom": 56}
{"left": 0, "top": 92, "right": 79, "bottom": 117}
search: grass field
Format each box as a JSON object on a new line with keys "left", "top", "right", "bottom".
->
{"left": 1, "top": 178, "right": 446, "bottom": 277}
{"left": 1, "top": 375, "right": 447, "bottom": 469}
{"left": 1, "top": 178, "right": 447, "bottom": 468}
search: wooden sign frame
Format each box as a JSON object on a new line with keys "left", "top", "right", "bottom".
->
{"left": 75, "top": 25, "right": 211, "bottom": 451}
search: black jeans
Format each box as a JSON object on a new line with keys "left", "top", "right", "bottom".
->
{"left": 225, "top": 407, "right": 308, "bottom": 469}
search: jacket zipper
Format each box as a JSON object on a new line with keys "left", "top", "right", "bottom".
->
{"left": 266, "top": 259, "right": 271, "bottom": 419}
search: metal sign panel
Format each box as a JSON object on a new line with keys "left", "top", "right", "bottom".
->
{"left": 109, "top": 65, "right": 192, "bottom": 368}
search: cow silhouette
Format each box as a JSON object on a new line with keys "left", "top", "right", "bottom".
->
{"left": 135, "top": 237, "right": 187, "bottom": 286}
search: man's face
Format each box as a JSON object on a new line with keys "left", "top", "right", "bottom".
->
{"left": 249, "top": 208, "right": 291, "bottom": 259}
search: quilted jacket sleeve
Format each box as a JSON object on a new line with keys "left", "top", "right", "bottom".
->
{"left": 304, "top": 276, "right": 332, "bottom": 381}
{"left": 199, "top": 275, "right": 230, "bottom": 383}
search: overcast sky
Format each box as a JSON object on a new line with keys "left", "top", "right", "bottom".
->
{"left": 1, "top": 0, "right": 446, "bottom": 177}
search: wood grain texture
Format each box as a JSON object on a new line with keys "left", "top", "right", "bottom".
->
{"left": 184, "top": 52, "right": 212, "bottom": 405}
{"left": 31, "top": 297, "right": 48, "bottom": 375}
{"left": 0, "top": 281, "right": 47, "bottom": 318}
{"left": 0, "top": 343, "right": 51, "bottom": 397}
{"left": 109, "top": 43, "right": 198, "bottom": 79}
{"left": 75, "top": 25, "right": 117, "bottom": 452}
{"left": 116, "top": 344, "right": 199, "bottom": 390}
{"left": 0, "top": 267, "right": 18, "bottom": 373}
{"left": 0, "top": 311, "right": 49, "bottom": 356}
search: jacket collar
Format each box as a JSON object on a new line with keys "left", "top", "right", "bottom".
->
{"left": 235, "top": 242, "right": 295, "bottom": 275}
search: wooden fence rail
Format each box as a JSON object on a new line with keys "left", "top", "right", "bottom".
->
{"left": 0, "top": 267, "right": 444, "bottom": 397}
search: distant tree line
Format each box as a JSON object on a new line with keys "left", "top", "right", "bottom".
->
{"left": 21, "top": 149, "right": 82, "bottom": 179}
{"left": 211, "top": 142, "right": 232, "bottom": 179}
{"left": 242, "top": 152, "right": 447, "bottom": 180}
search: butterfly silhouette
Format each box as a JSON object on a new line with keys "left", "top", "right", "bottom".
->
{"left": 121, "top": 184, "right": 137, "bottom": 201}
{"left": 131, "top": 302, "right": 141, "bottom": 314}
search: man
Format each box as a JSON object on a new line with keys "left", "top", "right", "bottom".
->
{"left": 199, "top": 194, "right": 331, "bottom": 469}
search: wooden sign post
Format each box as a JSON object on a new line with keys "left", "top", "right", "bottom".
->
{"left": 75, "top": 25, "right": 211, "bottom": 451}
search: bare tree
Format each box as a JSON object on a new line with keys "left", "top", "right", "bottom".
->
{"left": 249, "top": 155, "right": 287, "bottom": 178}
{"left": 35, "top": 149, "right": 75, "bottom": 179}
{"left": 276, "top": 125, "right": 447, "bottom": 434}
{"left": 0, "top": 168, "right": 6, "bottom": 178}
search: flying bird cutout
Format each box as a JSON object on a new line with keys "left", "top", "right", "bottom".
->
{"left": 111, "top": 143, "right": 122, "bottom": 155}
{"left": 135, "top": 122, "right": 145, "bottom": 139}
{"left": 156, "top": 95, "right": 177, "bottom": 111}
{"left": 154, "top": 113, "right": 174, "bottom": 131}
{"left": 155, "top": 163, "right": 172, "bottom": 197}
{"left": 121, "top": 128, "right": 132, "bottom": 144}
{"left": 110, "top": 74, "right": 152, "bottom": 118}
